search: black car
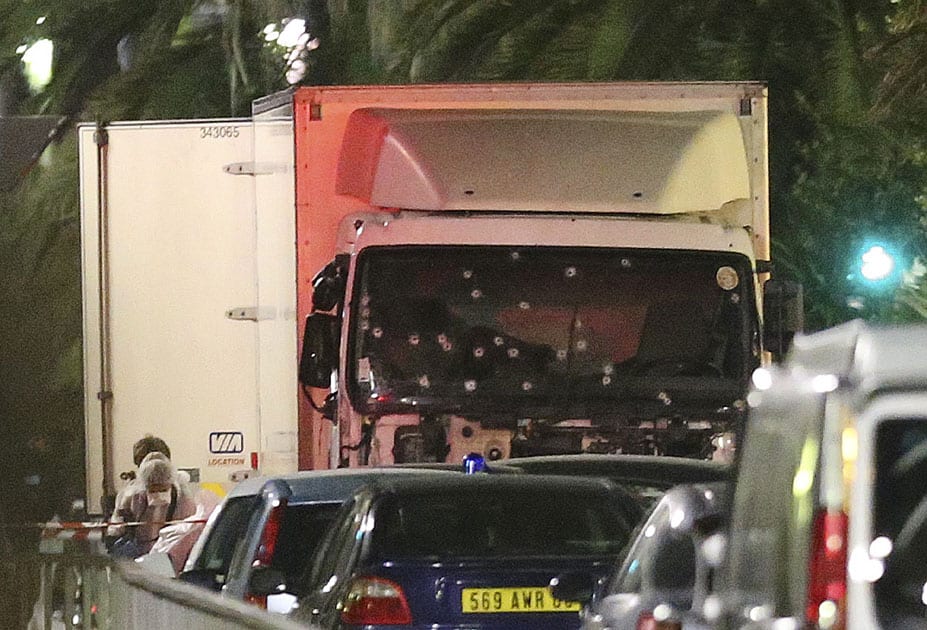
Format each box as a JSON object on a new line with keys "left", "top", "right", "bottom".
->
{"left": 500, "top": 453, "right": 731, "bottom": 510}
{"left": 255, "top": 474, "right": 644, "bottom": 629}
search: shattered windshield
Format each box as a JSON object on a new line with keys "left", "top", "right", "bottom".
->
{"left": 348, "top": 246, "right": 756, "bottom": 417}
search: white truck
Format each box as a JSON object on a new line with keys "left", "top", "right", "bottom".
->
{"left": 79, "top": 82, "right": 802, "bottom": 512}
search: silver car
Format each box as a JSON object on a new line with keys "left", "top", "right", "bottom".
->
{"left": 575, "top": 482, "right": 728, "bottom": 630}
{"left": 179, "top": 467, "right": 453, "bottom": 612}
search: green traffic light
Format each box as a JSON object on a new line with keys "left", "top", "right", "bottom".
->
{"left": 860, "top": 245, "right": 895, "bottom": 282}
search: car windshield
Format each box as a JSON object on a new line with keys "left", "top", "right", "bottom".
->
{"left": 371, "top": 486, "right": 632, "bottom": 558}
{"left": 348, "top": 246, "right": 755, "bottom": 418}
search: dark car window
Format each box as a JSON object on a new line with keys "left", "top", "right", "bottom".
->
{"left": 873, "top": 417, "right": 927, "bottom": 622}
{"left": 192, "top": 496, "right": 259, "bottom": 575}
{"left": 299, "top": 498, "right": 359, "bottom": 594}
{"left": 273, "top": 502, "right": 342, "bottom": 582}
{"left": 616, "top": 482, "right": 671, "bottom": 511}
{"left": 371, "top": 487, "right": 631, "bottom": 558}
{"left": 609, "top": 499, "right": 696, "bottom": 595}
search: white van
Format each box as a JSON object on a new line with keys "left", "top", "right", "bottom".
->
{"left": 717, "top": 320, "right": 927, "bottom": 629}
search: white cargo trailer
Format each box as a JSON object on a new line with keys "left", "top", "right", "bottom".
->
{"left": 78, "top": 116, "right": 298, "bottom": 512}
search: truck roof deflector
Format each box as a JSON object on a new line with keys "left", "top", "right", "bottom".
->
{"left": 335, "top": 108, "right": 751, "bottom": 215}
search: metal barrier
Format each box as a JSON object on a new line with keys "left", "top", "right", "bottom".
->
{"left": 28, "top": 526, "right": 310, "bottom": 630}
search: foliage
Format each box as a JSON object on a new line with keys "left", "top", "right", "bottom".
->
{"left": 777, "top": 112, "right": 927, "bottom": 327}
{"left": 1, "top": 0, "right": 927, "bottom": 517}
{"left": 870, "top": 0, "right": 927, "bottom": 133}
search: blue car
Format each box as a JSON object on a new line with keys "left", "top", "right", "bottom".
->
{"left": 265, "top": 474, "right": 643, "bottom": 629}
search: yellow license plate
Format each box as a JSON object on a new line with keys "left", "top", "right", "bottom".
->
{"left": 461, "top": 587, "right": 581, "bottom": 613}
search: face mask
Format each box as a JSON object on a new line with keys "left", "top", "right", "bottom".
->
{"left": 147, "top": 490, "right": 171, "bottom": 505}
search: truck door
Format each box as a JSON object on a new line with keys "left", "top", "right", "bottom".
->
{"left": 79, "top": 120, "right": 261, "bottom": 512}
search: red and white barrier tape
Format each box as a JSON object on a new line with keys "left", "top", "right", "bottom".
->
{"left": 1, "top": 519, "right": 209, "bottom": 542}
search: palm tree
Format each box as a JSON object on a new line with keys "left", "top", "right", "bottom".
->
{"left": 1, "top": 0, "right": 925, "bottom": 532}
{"left": 869, "top": 0, "right": 927, "bottom": 131}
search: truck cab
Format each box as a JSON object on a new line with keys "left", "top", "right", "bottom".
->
{"left": 294, "top": 84, "right": 802, "bottom": 467}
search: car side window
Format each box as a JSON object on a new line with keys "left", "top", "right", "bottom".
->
{"left": 334, "top": 497, "right": 369, "bottom": 573}
{"left": 300, "top": 498, "right": 358, "bottom": 595}
{"left": 272, "top": 502, "right": 342, "bottom": 584}
{"left": 607, "top": 499, "right": 670, "bottom": 594}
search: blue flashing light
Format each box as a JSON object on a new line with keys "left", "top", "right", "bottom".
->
{"left": 462, "top": 452, "right": 486, "bottom": 474}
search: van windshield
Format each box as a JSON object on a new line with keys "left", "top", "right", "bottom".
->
{"left": 348, "top": 246, "right": 756, "bottom": 418}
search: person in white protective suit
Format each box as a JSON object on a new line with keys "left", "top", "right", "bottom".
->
{"left": 107, "top": 453, "right": 197, "bottom": 557}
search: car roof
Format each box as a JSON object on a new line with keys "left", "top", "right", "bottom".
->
{"left": 359, "top": 471, "right": 625, "bottom": 496}
{"left": 652, "top": 481, "right": 730, "bottom": 527}
{"left": 225, "top": 466, "right": 457, "bottom": 501}
{"left": 498, "top": 453, "right": 730, "bottom": 487}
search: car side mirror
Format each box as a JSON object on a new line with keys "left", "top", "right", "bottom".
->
{"left": 299, "top": 313, "right": 340, "bottom": 388}
{"left": 248, "top": 566, "right": 289, "bottom": 597}
{"left": 763, "top": 279, "right": 804, "bottom": 361}
{"left": 549, "top": 571, "right": 596, "bottom": 605}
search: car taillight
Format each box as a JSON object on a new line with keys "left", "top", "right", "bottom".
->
{"left": 806, "top": 508, "right": 848, "bottom": 629}
{"left": 340, "top": 576, "right": 413, "bottom": 625}
{"left": 254, "top": 499, "right": 288, "bottom": 566}
{"left": 636, "top": 611, "right": 682, "bottom": 630}
{"left": 246, "top": 499, "right": 288, "bottom": 609}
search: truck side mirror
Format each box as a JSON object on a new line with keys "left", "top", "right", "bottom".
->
{"left": 299, "top": 313, "right": 340, "bottom": 388}
{"left": 311, "top": 254, "right": 349, "bottom": 312}
{"left": 763, "top": 279, "right": 804, "bottom": 360}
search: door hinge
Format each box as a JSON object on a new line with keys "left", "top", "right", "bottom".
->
{"left": 223, "top": 162, "right": 282, "bottom": 176}
{"left": 225, "top": 306, "right": 274, "bottom": 322}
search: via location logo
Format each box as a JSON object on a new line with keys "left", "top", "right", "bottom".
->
{"left": 209, "top": 431, "right": 244, "bottom": 454}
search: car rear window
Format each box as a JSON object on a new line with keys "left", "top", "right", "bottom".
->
{"left": 873, "top": 417, "right": 927, "bottom": 623}
{"left": 371, "top": 487, "right": 632, "bottom": 558}
{"left": 194, "top": 496, "right": 257, "bottom": 574}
